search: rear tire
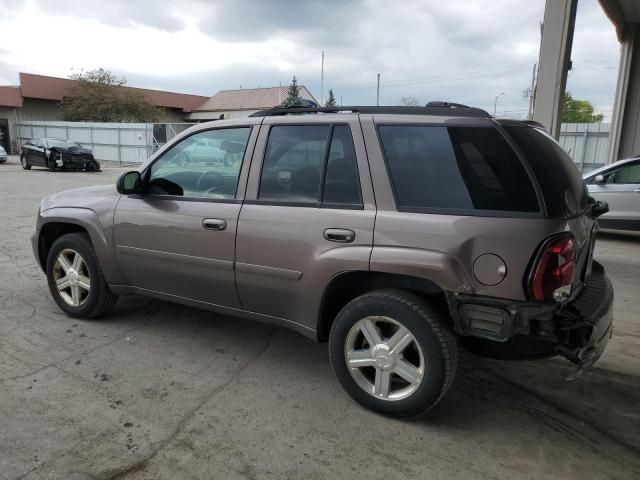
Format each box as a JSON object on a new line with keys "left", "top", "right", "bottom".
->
{"left": 21, "top": 154, "right": 31, "bottom": 170}
{"left": 329, "top": 289, "right": 458, "bottom": 417}
{"left": 46, "top": 233, "right": 118, "bottom": 319}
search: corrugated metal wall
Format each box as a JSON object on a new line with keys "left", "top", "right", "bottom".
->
{"left": 17, "top": 121, "right": 156, "bottom": 163}
{"left": 15, "top": 119, "right": 612, "bottom": 167}
{"left": 558, "top": 123, "right": 610, "bottom": 173}
{"left": 17, "top": 121, "right": 197, "bottom": 163}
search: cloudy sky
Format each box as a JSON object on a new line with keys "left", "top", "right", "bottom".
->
{"left": 0, "top": 0, "right": 620, "bottom": 118}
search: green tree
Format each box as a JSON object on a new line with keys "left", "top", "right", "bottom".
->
{"left": 401, "top": 96, "right": 419, "bottom": 106}
{"left": 61, "top": 68, "right": 160, "bottom": 122}
{"left": 325, "top": 88, "right": 337, "bottom": 107}
{"left": 282, "top": 75, "right": 303, "bottom": 107}
{"left": 561, "top": 92, "right": 604, "bottom": 123}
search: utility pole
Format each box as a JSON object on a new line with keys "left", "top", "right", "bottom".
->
{"left": 376, "top": 73, "right": 381, "bottom": 106}
{"left": 493, "top": 92, "right": 505, "bottom": 116}
{"left": 320, "top": 51, "right": 325, "bottom": 106}
{"left": 528, "top": 63, "right": 537, "bottom": 120}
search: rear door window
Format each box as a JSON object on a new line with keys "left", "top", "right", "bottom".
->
{"left": 378, "top": 125, "right": 540, "bottom": 213}
{"left": 258, "top": 125, "right": 362, "bottom": 207}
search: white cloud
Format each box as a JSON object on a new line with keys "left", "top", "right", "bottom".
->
{"left": 0, "top": 0, "right": 620, "bottom": 117}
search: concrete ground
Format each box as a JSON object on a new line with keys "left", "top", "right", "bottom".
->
{"left": 0, "top": 154, "right": 639, "bottom": 480}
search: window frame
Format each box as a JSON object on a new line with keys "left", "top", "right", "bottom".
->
{"left": 252, "top": 123, "right": 364, "bottom": 210}
{"left": 140, "top": 125, "right": 254, "bottom": 204}
{"left": 375, "top": 123, "right": 545, "bottom": 218}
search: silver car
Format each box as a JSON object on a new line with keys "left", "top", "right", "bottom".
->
{"left": 584, "top": 157, "right": 640, "bottom": 231}
{"left": 0, "top": 145, "right": 7, "bottom": 162}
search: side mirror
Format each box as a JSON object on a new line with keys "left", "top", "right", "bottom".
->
{"left": 594, "top": 174, "right": 605, "bottom": 184}
{"left": 117, "top": 171, "right": 143, "bottom": 194}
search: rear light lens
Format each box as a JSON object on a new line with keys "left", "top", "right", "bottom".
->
{"left": 531, "top": 234, "right": 576, "bottom": 303}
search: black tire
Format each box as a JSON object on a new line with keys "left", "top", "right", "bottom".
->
{"left": 329, "top": 289, "right": 458, "bottom": 418}
{"left": 46, "top": 232, "right": 118, "bottom": 319}
{"left": 85, "top": 160, "right": 98, "bottom": 172}
{"left": 47, "top": 152, "right": 56, "bottom": 171}
{"left": 20, "top": 154, "right": 31, "bottom": 170}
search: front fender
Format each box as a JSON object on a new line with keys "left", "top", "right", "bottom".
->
{"left": 36, "top": 207, "right": 124, "bottom": 284}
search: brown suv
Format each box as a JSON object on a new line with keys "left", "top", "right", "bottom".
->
{"left": 32, "top": 104, "right": 613, "bottom": 417}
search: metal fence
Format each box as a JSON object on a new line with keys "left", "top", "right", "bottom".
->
{"left": 17, "top": 120, "right": 611, "bottom": 168}
{"left": 17, "top": 121, "right": 195, "bottom": 164}
{"left": 558, "top": 123, "right": 610, "bottom": 174}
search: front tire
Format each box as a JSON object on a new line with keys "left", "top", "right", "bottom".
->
{"left": 85, "top": 160, "right": 99, "bottom": 172}
{"left": 20, "top": 154, "right": 31, "bottom": 170}
{"left": 46, "top": 233, "right": 118, "bottom": 319}
{"left": 329, "top": 289, "right": 458, "bottom": 418}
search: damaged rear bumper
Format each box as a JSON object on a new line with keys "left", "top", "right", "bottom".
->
{"left": 553, "top": 261, "right": 613, "bottom": 367}
{"left": 448, "top": 261, "right": 614, "bottom": 367}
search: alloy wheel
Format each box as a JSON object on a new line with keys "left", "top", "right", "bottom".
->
{"left": 344, "top": 316, "right": 425, "bottom": 401}
{"left": 52, "top": 249, "right": 91, "bottom": 307}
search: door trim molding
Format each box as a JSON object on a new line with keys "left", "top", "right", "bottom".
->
{"left": 116, "top": 245, "right": 234, "bottom": 271}
{"left": 235, "top": 262, "right": 303, "bottom": 281}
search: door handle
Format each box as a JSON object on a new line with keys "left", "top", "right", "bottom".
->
{"left": 323, "top": 228, "right": 355, "bottom": 243}
{"left": 202, "top": 218, "right": 227, "bottom": 231}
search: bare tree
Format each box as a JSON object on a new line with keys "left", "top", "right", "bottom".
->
{"left": 400, "top": 96, "right": 419, "bottom": 107}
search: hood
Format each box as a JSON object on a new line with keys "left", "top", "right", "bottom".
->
{"left": 49, "top": 145, "right": 93, "bottom": 155}
{"left": 41, "top": 184, "right": 120, "bottom": 212}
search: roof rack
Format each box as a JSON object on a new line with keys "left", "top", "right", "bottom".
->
{"left": 249, "top": 104, "right": 492, "bottom": 118}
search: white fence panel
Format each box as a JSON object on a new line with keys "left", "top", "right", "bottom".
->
{"left": 16, "top": 121, "right": 193, "bottom": 164}
{"left": 558, "top": 123, "right": 610, "bottom": 173}
{"left": 18, "top": 120, "right": 609, "bottom": 168}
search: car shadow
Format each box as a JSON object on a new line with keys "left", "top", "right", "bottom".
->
{"left": 104, "top": 294, "right": 640, "bottom": 460}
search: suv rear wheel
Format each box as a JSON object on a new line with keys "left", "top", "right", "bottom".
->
{"left": 46, "top": 233, "right": 118, "bottom": 318}
{"left": 329, "top": 289, "right": 457, "bottom": 417}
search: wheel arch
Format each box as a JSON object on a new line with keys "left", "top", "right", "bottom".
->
{"left": 316, "top": 270, "right": 449, "bottom": 342}
{"left": 38, "top": 221, "right": 88, "bottom": 270}
{"left": 37, "top": 208, "right": 123, "bottom": 284}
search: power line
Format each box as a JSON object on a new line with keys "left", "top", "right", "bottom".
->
{"left": 333, "top": 63, "right": 531, "bottom": 90}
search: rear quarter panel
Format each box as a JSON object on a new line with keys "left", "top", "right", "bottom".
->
{"left": 360, "top": 114, "right": 593, "bottom": 301}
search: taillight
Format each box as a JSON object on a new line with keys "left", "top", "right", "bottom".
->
{"left": 531, "top": 234, "right": 576, "bottom": 303}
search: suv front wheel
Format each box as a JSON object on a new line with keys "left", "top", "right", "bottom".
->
{"left": 46, "top": 233, "right": 118, "bottom": 318}
{"left": 329, "top": 289, "right": 458, "bottom": 417}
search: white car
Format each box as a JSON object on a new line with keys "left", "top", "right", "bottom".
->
{"left": 584, "top": 157, "right": 640, "bottom": 231}
{"left": 0, "top": 145, "right": 7, "bottom": 162}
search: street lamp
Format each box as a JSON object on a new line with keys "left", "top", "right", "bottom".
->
{"left": 493, "top": 92, "right": 505, "bottom": 116}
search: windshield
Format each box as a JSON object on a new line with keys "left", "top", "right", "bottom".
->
{"left": 46, "top": 139, "right": 82, "bottom": 148}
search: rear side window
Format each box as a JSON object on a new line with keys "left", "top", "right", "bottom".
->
{"left": 259, "top": 125, "right": 362, "bottom": 207}
{"left": 378, "top": 125, "right": 539, "bottom": 213}
{"left": 504, "top": 125, "right": 588, "bottom": 217}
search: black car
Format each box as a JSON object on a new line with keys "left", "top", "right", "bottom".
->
{"left": 20, "top": 138, "right": 100, "bottom": 172}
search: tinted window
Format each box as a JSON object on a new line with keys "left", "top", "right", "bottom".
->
{"left": 604, "top": 162, "right": 640, "bottom": 184}
{"left": 149, "top": 127, "right": 251, "bottom": 199}
{"left": 259, "top": 125, "right": 362, "bottom": 206}
{"left": 323, "top": 126, "right": 362, "bottom": 205}
{"left": 378, "top": 126, "right": 539, "bottom": 213}
{"left": 504, "top": 125, "right": 587, "bottom": 217}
